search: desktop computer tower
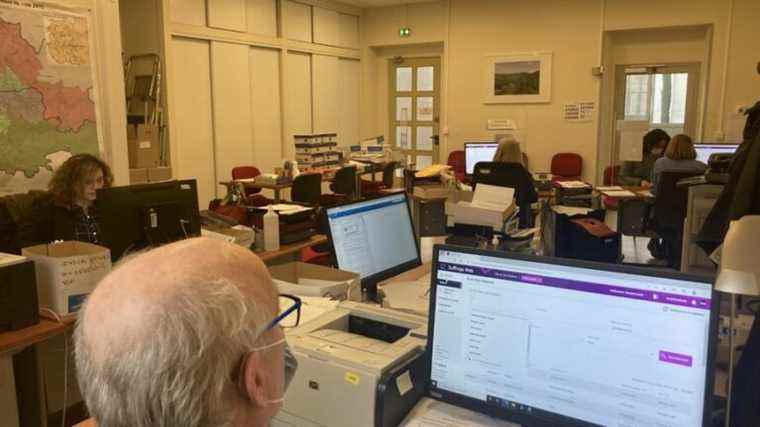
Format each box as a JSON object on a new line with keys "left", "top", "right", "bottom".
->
{"left": 0, "top": 256, "right": 40, "bottom": 332}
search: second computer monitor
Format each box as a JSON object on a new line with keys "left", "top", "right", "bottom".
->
{"left": 694, "top": 143, "right": 740, "bottom": 163}
{"left": 326, "top": 192, "right": 420, "bottom": 294}
{"left": 465, "top": 142, "right": 499, "bottom": 175}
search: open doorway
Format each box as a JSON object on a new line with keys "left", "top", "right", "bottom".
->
{"left": 611, "top": 63, "right": 701, "bottom": 164}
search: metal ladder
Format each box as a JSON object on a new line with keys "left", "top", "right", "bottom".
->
{"left": 124, "top": 53, "right": 166, "bottom": 164}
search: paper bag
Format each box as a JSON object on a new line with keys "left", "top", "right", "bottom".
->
{"left": 22, "top": 241, "right": 111, "bottom": 317}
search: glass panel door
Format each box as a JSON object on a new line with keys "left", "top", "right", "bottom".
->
{"left": 389, "top": 57, "right": 441, "bottom": 170}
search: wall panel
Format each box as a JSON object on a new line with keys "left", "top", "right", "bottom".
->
{"left": 207, "top": 0, "right": 247, "bottom": 32}
{"left": 210, "top": 41, "right": 255, "bottom": 195}
{"left": 247, "top": 0, "right": 278, "bottom": 36}
{"left": 338, "top": 58, "right": 360, "bottom": 146}
{"left": 283, "top": 0, "right": 312, "bottom": 42}
{"left": 170, "top": 0, "right": 207, "bottom": 26}
{"left": 313, "top": 7, "right": 339, "bottom": 46}
{"left": 170, "top": 37, "right": 216, "bottom": 206}
{"left": 285, "top": 52, "right": 313, "bottom": 157}
{"left": 313, "top": 54, "right": 338, "bottom": 134}
{"left": 250, "top": 47, "right": 283, "bottom": 172}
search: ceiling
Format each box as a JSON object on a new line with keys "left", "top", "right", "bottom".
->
{"left": 340, "top": 0, "right": 439, "bottom": 8}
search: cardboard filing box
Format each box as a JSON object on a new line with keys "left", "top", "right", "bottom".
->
{"left": 269, "top": 262, "right": 360, "bottom": 301}
{"left": 127, "top": 123, "right": 161, "bottom": 168}
{"left": 148, "top": 166, "right": 172, "bottom": 182}
{"left": 22, "top": 242, "right": 111, "bottom": 317}
{"left": 0, "top": 253, "right": 39, "bottom": 332}
{"left": 129, "top": 168, "right": 148, "bottom": 184}
{"left": 412, "top": 184, "right": 450, "bottom": 200}
{"left": 453, "top": 184, "right": 516, "bottom": 229}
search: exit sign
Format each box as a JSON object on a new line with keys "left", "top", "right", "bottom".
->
{"left": 399, "top": 27, "right": 411, "bottom": 37}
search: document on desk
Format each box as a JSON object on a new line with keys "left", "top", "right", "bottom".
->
{"left": 401, "top": 398, "right": 519, "bottom": 427}
{"left": 601, "top": 190, "right": 637, "bottom": 198}
{"left": 381, "top": 273, "right": 431, "bottom": 315}
{"left": 471, "top": 184, "right": 514, "bottom": 210}
{"left": 556, "top": 180, "right": 590, "bottom": 189}
{"left": 595, "top": 186, "right": 623, "bottom": 191}
{"left": 551, "top": 205, "right": 593, "bottom": 216}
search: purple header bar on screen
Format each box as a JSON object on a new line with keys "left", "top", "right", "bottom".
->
{"left": 659, "top": 351, "right": 693, "bottom": 367}
{"left": 437, "top": 262, "right": 711, "bottom": 310}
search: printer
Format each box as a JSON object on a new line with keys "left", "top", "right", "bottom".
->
{"left": 274, "top": 302, "right": 428, "bottom": 427}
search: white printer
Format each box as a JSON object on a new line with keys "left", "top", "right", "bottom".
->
{"left": 274, "top": 302, "right": 429, "bottom": 427}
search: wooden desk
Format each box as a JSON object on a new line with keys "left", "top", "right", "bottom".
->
{"left": 1, "top": 317, "right": 74, "bottom": 427}
{"left": 256, "top": 234, "right": 328, "bottom": 265}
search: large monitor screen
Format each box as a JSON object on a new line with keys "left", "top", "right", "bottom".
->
{"left": 428, "top": 246, "right": 717, "bottom": 427}
{"left": 694, "top": 143, "right": 739, "bottom": 163}
{"left": 465, "top": 142, "right": 499, "bottom": 174}
{"left": 326, "top": 193, "right": 420, "bottom": 285}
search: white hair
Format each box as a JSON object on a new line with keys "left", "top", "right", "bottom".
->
{"left": 74, "top": 277, "right": 273, "bottom": 427}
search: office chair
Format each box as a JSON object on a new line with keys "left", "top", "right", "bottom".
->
{"left": 447, "top": 150, "right": 466, "bottom": 182}
{"left": 291, "top": 173, "right": 323, "bottom": 206}
{"left": 649, "top": 171, "right": 702, "bottom": 268}
{"left": 231, "top": 165, "right": 270, "bottom": 206}
{"left": 472, "top": 161, "right": 538, "bottom": 228}
{"left": 361, "top": 161, "right": 398, "bottom": 197}
{"left": 616, "top": 198, "right": 654, "bottom": 257}
{"left": 602, "top": 165, "right": 623, "bottom": 209}
{"left": 551, "top": 153, "right": 583, "bottom": 182}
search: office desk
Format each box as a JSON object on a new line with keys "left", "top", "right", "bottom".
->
{"left": 220, "top": 180, "right": 293, "bottom": 204}
{"left": 256, "top": 234, "right": 327, "bottom": 266}
{"left": 1, "top": 317, "right": 75, "bottom": 427}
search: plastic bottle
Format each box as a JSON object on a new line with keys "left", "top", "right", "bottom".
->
{"left": 263, "top": 205, "right": 280, "bottom": 251}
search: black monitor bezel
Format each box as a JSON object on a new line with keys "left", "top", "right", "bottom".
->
{"left": 426, "top": 244, "right": 719, "bottom": 427}
{"left": 325, "top": 192, "right": 421, "bottom": 297}
{"left": 464, "top": 141, "right": 500, "bottom": 176}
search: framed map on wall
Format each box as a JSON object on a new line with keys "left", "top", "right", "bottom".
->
{"left": 483, "top": 52, "right": 552, "bottom": 104}
{"left": 0, "top": 2, "right": 100, "bottom": 195}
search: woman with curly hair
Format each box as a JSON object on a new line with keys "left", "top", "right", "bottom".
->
{"left": 20, "top": 153, "right": 113, "bottom": 246}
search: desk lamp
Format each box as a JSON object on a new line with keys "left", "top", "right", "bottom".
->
{"left": 714, "top": 215, "right": 760, "bottom": 427}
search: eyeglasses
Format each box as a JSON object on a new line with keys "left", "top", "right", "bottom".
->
{"left": 267, "top": 294, "right": 302, "bottom": 330}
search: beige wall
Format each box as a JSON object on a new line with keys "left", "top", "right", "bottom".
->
{"left": 361, "top": 0, "right": 760, "bottom": 182}
{"left": 159, "top": 0, "right": 361, "bottom": 207}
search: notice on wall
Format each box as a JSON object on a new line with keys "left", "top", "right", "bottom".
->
{"left": 564, "top": 102, "right": 595, "bottom": 122}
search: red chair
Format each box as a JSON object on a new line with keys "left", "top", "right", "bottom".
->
{"left": 603, "top": 165, "right": 621, "bottom": 186}
{"left": 231, "top": 166, "right": 270, "bottom": 206}
{"left": 447, "top": 150, "right": 466, "bottom": 182}
{"left": 551, "top": 153, "right": 583, "bottom": 182}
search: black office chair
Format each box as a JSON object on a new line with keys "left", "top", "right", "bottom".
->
{"left": 361, "top": 161, "right": 398, "bottom": 197}
{"left": 472, "top": 161, "right": 538, "bottom": 228}
{"left": 291, "top": 173, "right": 322, "bottom": 206}
{"left": 617, "top": 198, "right": 655, "bottom": 258}
{"left": 329, "top": 166, "right": 357, "bottom": 200}
{"left": 648, "top": 171, "right": 702, "bottom": 268}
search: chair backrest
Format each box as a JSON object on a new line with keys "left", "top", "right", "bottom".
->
{"left": 332, "top": 166, "right": 357, "bottom": 198}
{"left": 651, "top": 171, "right": 701, "bottom": 231}
{"left": 232, "top": 166, "right": 262, "bottom": 196}
{"left": 551, "top": 153, "right": 583, "bottom": 178}
{"left": 291, "top": 173, "right": 322, "bottom": 205}
{"left": 382, "top": 161, "right": 397, "bottom": 188}
{"left": 616, "top": 198, "right": 650, "bottom": 237}
{"left": 447, "top": 151, "right": 465, "bottom": 175}
{"left": 603, "top": 165, "right": 621, "bottom": 186}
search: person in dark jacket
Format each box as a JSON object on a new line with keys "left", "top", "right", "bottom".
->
{"left": 618, "top": 128, "right": 670, "bottom": 186}
{"left": 19, "top": 154, "right": 114, "bottom": 247}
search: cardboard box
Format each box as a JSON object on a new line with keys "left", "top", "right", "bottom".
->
{"left": 413, "top": 184, "right": 450, "bottom": 200}
{"left": 268, "top": 262, "right": 360, "bottom": 301}
{"left": 201, "top": 225, "right": 255, "bottom": 248}
{"left": 453, "top": 184, "right": 516, "bottom": 229}
{"left": 129, "top": 168, "right": 148, "bottom": 184}
{"left": 127, "top": 123, "right": 161, "bottom": 168}
{"left": 22, "top": 242, "right": 111, "bottom": 317}
{"left": 148, "top": 166, "right": 172, "bottom": 182}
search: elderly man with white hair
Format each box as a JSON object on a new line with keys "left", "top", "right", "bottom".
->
{"left": 74, "top": 237, "right": 299, "bottom": 427}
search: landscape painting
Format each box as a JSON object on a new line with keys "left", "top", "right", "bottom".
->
{"left": 494, "top": 61, "right": 540, "bottom": 95}
{"left": 484, "top": 53, "right": 552, "bottom": 103}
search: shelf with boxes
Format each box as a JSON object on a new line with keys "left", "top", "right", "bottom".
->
{"left": 294, "top": 133, "right": 342, "bottom": 170}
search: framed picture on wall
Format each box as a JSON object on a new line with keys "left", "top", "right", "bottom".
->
{"left": 483, "top": 52, "right": 552, "bottom": 104}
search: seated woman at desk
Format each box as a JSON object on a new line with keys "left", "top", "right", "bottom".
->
{"left": 20, "top": 154, "right": 113, "bottom": 246}
{"left": 491, "top": 137, "right": 538, "bottom": 227}
{"left": 650, "top": 134, "right": 707, "bottom": 195}
{"left": 618, "top": 129, "right": 670, "bottom": 186}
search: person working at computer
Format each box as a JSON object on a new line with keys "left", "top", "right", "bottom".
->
{"left": 75, "top": 238, "right": 298, "bottom": 427}
{"left": 19, "top": 153, "right": 113, "bottom": 246}
{"left": 618, "top": 129, "right": 670, "bottom": 186}
{"left": 650, "top": 134, "right": 707, "bottom": 196}
{"left": 490, "top": 136, "right": 538, "bottom": 228}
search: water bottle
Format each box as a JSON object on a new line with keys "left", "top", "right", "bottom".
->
{"left": 263, "top": 205, "right": 280, "bottom": 251}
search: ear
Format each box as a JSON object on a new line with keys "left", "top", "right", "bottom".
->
{"left": 243, "top": 351, "right": 269, "bottom": 408}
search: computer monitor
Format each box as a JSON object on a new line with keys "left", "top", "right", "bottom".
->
{"left": 97, "top": 180, "right": 202, "bottom": 260}
{"left": 465, "top": 142, "right": 499, "bottom": 175}
{"left": 428, "top": 245, "right": 718, "bottom": 427}
{"left": 694, "top": 143, "right": 740, "bottom": 164}
{"left": 326, "top": 192, "right": 420, "bottom": 296}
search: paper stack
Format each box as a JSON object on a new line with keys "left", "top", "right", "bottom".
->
{"left": 453, "top": 184, "right": 515, "bottom": 229}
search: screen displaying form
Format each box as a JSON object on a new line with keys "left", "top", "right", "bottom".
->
{"left": 429, "top": 246, "right": 716, "bottom": 427}
{"left": 326, "top": 193, "right": 419, "bottom": 283}
{"left": 694, "top": 143, "right": 739, "bottom": 164}
{"left": 465, "top": 142, "right": 499, "bottom": 174}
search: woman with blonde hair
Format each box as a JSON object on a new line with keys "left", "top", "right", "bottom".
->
{"left": 492, "top": 136, "right": 524, "bottom": 165}
{"left": 650, "top": 134, "right": 706, "bottom": 194}
{"left": 20, "top": 153, "right": 114, "bottom": 246}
